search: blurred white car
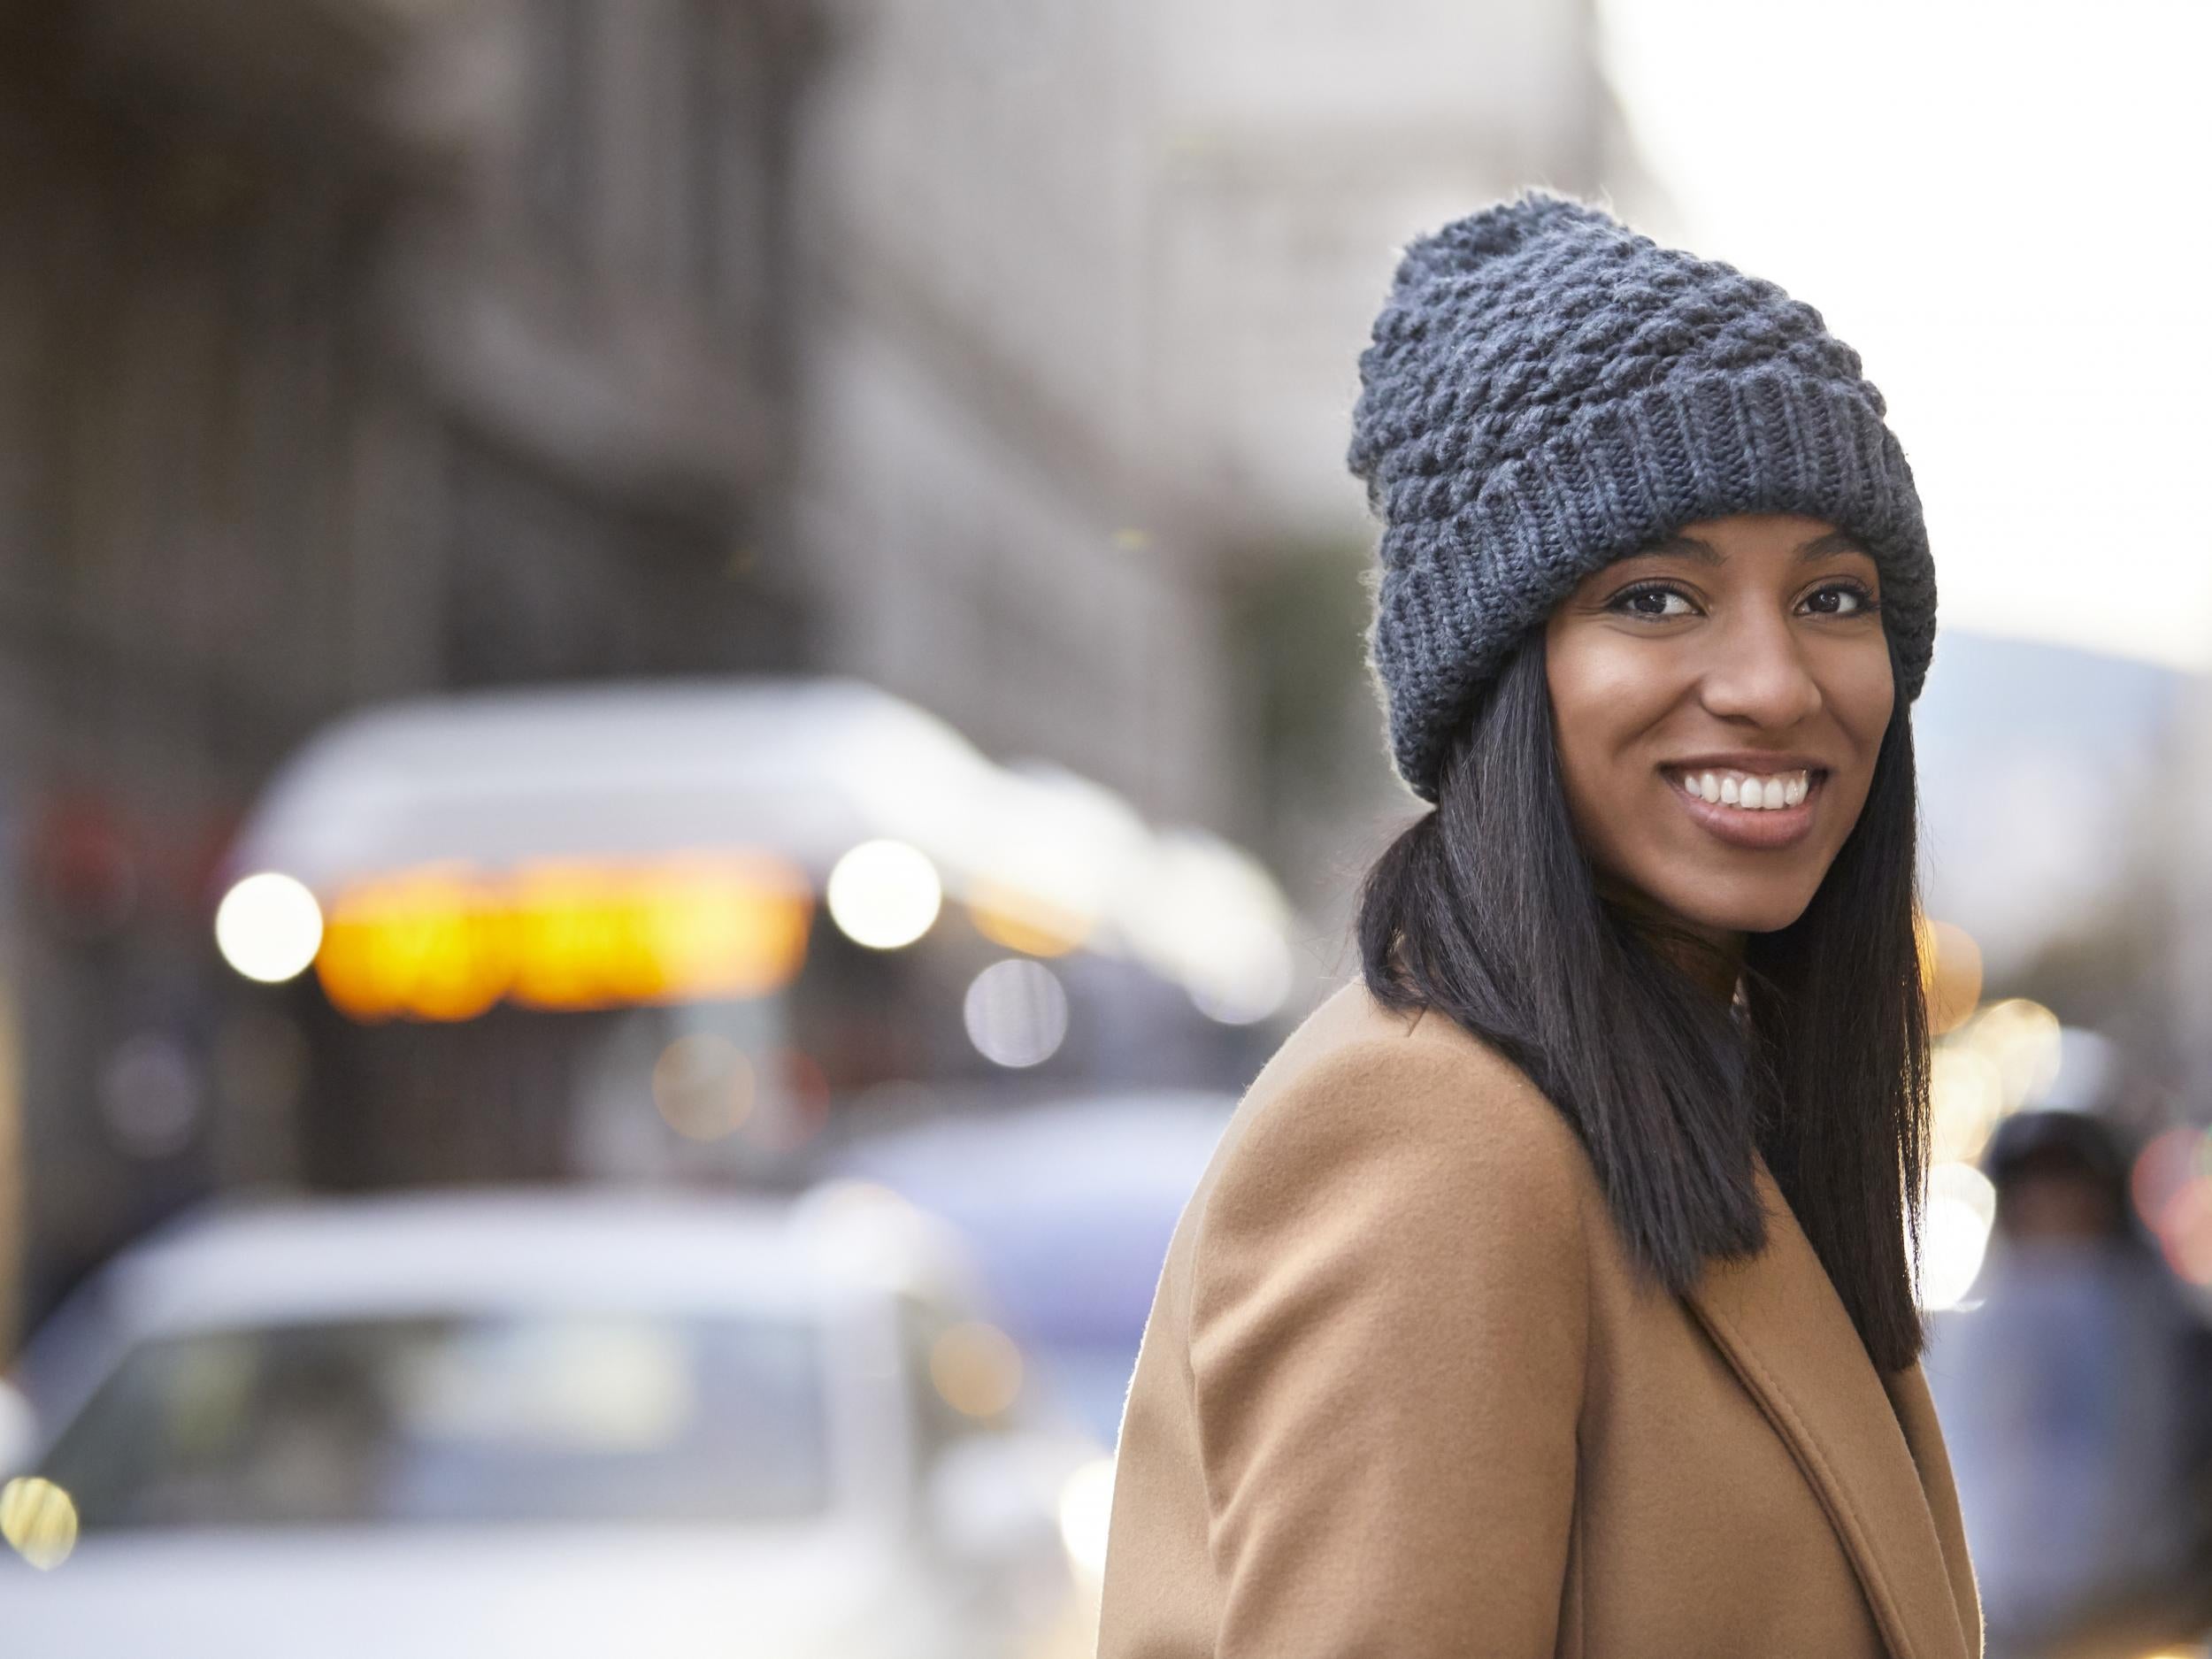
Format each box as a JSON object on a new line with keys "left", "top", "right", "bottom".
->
{"left": 0, "top": 1187, "right": 1101, "bottom": 1658}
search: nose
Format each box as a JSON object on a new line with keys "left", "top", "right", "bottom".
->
{"left": 1696, "top": 611, "right": 1824, "bottom": 729}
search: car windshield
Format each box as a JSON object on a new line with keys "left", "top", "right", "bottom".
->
{"left": 38, "top": 1312, "right": 831, "bottom": 1529}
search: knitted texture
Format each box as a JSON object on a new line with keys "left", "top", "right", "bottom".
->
{"left": 1348, "top": 192, "right": 1935, "bottom": 802}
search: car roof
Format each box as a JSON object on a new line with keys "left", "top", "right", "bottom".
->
{"left": 83, "top": 1185, "right": 977, "bottom": 1337}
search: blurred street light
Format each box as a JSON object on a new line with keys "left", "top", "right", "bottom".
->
{"left": 826, "top": 840, "right": 942, "bottom": 950}
{"left": 1930, "top": 1046, "right": 2005, "bottom": 1166}
{"left": 930, "top": 1320, "right": 1025, "bottom": 1418}
{"left": 1917, "top": 917, "right": 1984, "bottom": 1036}
{"left": 964, "top": 959, "right": 1070, "bottom": 1070}
{"left": 1057, "top": 1455, "right": 1115, "bottom": 1584}
{"left": 0, "top": 1475, "right": 77, "bottom": 1571}
{"left": 213, "top": 872, "right": 324, "bottom": 983}
{"left": 1918, "top": 1161, "right": 1998, "bottom": 1311}
{"left": 1964, "top": 999, "right": 2065, "bottom": 1111}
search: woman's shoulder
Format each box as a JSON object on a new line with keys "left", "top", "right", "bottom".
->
{"left": 1241, "top": 977, "right": 1579, "bottom": 1145}
{"left": 1195, "top": 978, "right": 1595, "bottom": 1237}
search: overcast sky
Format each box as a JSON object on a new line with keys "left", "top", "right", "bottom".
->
{"left": 1599, "top": 0, "right": 2212, "bottom": 674}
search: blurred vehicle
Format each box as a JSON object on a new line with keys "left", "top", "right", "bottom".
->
{"left": 828, "top": 1088, "right": 1239, "bottom": 1447}
{"left": 207, "top": 678, "right": 1294, "bottom": 1194}
{"left": 0, "top": 1187, "right": 1099, "bottom": 1658}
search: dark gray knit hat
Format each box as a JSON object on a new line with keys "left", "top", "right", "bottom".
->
{"left": 1348, "top": 191, "right": 1935, "bottom": 803}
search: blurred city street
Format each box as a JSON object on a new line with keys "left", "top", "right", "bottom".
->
{"left": 0, "top": 2, "right": 2208, "bottom": 1655}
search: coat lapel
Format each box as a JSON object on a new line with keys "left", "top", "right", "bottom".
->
{"left": 1685, "top": 1160, "right": 1978, "bottom": 1659}
{"left": 1882, "top": 1357, "right": 1984, "bottom": 1659}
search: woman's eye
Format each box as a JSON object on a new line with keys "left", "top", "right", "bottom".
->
{"left": 1609, "top": 586, "right": 1695, "bottom": 619}
{"left": 1801, "top": 583, "right": 1878, "bottom": 617}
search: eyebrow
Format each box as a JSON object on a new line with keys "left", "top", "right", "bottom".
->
{"left": 1625, "top": 529, "right": 1875, "bottom": 566}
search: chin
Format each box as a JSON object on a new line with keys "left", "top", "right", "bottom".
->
{"left": 1647, "top": 872, "right": 1824, "bottom": 937}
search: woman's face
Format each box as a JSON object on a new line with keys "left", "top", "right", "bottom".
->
{"left": 1542, "top": 512, "right": 1896, "bottom": 939}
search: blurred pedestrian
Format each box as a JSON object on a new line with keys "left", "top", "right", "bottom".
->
{"left": 1098, "top": 192, "right": 1981, "bottom": 1657}
{"left": 1928, "top": 1110, "right": 2212, "bottom": 1659}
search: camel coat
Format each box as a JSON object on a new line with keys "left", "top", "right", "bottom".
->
{"left": 1097, "top": 980, "right": 1981, "bottom": 1659}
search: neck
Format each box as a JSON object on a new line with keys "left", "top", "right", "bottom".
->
{"left": 1667, "top": 928, "right": 1746, "bottom": 1005}
{"left": 1595, "top": 877, "right": 1744, "bottom": 1006}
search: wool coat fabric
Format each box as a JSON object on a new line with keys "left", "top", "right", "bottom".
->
{"left": 1096, "top": 980, "right": 1983, "bottom": 1659}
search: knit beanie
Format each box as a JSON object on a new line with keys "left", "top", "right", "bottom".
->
{"left": 1348, "top": 191, "right": 1935, "bottom": 803}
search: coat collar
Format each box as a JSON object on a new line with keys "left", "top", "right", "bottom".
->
{"left": 1685, "top": 1159, "right": 1981, "bottom": 1659}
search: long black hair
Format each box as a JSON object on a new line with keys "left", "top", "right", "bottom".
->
{"left": 1358, "top": 632, "right": 1932, "bottom": 1371}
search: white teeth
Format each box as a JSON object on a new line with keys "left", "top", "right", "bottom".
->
{"left": 1676, "top": 768, "right": 1814, "bottom": 811}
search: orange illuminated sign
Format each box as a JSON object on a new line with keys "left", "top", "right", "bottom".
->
{"left": 313, "top": 854, "right": 814, "bottom": 1022}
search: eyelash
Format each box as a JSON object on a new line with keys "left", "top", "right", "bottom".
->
{"left": 1605, "top": 579, "right": 1881, "bottom": 620}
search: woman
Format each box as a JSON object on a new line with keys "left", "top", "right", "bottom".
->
{"left": 1095, "top": 194, "right": 1983, "bottom": 1657}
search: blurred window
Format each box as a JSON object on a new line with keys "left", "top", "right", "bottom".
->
{"left": 38, "top": 1313, "right": 829, "bottom": 1529}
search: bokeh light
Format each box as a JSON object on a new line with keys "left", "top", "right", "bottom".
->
{"left": 1057, "top": 1455, "right": 1116, "bottom": 1583}
{"left": 650, "top": 1033, "right": 756, "bottom": 1141}
{"left": 794, "top": 1179, "right": 933, "bottom": 1290}
{"left": 2132, "top": 1127, "right": 2212, "bottom": 1286}
{"left": 1918, "top": 1161, "right": 1998, "bottom": 1310}
{"left": 826, "top": 840, "right": 942, "bottom": 950}
{"left": 929, "top": 1321, "right": 1024, "bottom": 1418}
{"left": 1186, "top": 926, "right": 1294, "bottom": 1026}
{"left": 315, "top": 864, "right": 509, "bottom": 1022}
{"left": 1929, "top": 1045, "right": 2005, "bottom": 1166}
{"left": 962, "top": 959, "right": 1070, "bottom": 1068}
{"left": 1124, "top": 831, "right": 1297, "bottom": 1027}
{"left": 0, "top": 1476, "right": 78, "bottom": 1571}
{"left": 966, "top": 877, "right": 1092, "bottom": 957}
{"left": 312, "top": 856, "right": 810, "bottom": 1022}
{"left": 1916, "top": 916, "right": 1984, "bottom": 1036}
{"left": 213, "top": 872, "right": 324, "bottom": 984}
{"left": 1955, "top": 998, "right": 2063, "bottom": 1111}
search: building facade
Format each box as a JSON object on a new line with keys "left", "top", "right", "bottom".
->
{"left": 792, "top": 0, "right": 1654, "bottom": 895}
{"left": 0, "top": 0, "right": 821, "bottom": 1340}
{"left": 0, "top": 0, "right": 1652, "bottom": 1346}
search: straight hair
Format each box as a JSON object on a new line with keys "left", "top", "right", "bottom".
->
{"left": 1357, "top": 632, "right": 1932, "bottom": 1371}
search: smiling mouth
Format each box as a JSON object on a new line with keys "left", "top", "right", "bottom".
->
{"left": 1663, "top": 765, "right": 1822, "bottom": 812}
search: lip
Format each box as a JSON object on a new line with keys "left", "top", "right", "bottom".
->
{"left": 1662, "top": 760, "right": 1829, "bottom": 852}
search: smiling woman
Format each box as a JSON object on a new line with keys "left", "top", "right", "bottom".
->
{"left": 1097, "top": 193, "right": 1984, "bottom": 1659}
{"left": 1548, "top": 513, "right": 1896, "bottom": 935}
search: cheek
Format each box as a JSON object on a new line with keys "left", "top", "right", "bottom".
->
{"left": 1544, "top": 631, "right": 1680, "bottom": 835}
{"left": 1545, "top": 631, "right": 1678, "bottom": 759}
{"left": 1821, "top": 639, "right": 1897, "bottom": 758}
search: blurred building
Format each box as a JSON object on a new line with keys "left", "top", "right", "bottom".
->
{"left": 795, "top": 0, "right": 1654, "bottom": 869}
{"left": 0, "top": 0, "right": 824, "bottom": 1338}
{"left": 0, "top": 0, "right": 1655, "bottom": 1346}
